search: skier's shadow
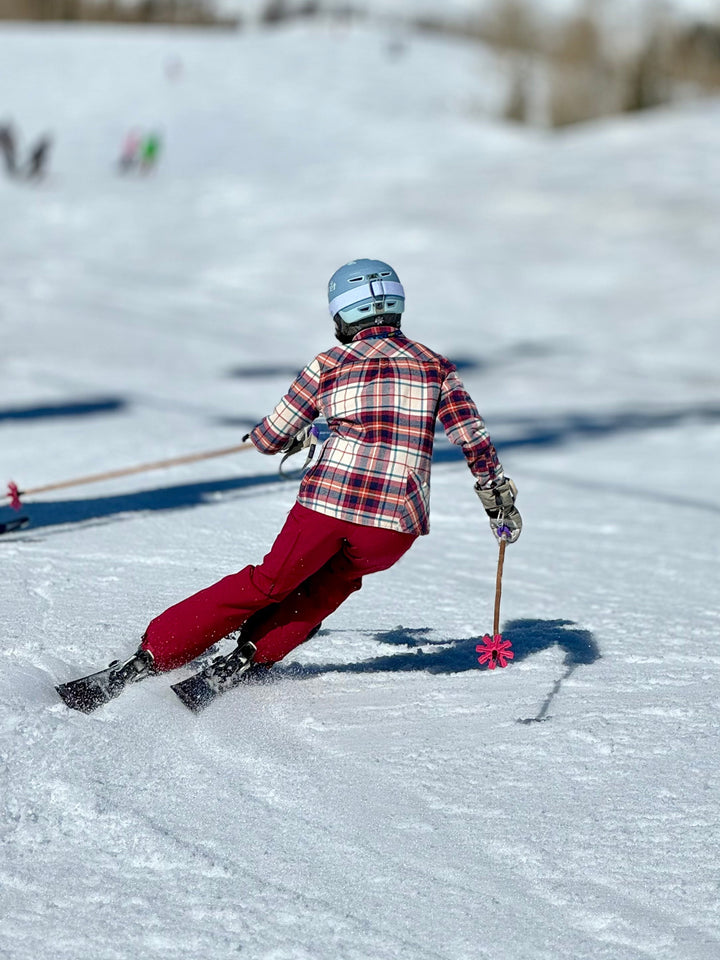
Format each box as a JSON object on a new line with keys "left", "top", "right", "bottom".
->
{"left": 296, "top": 619, "right": 600, "bottom": 720}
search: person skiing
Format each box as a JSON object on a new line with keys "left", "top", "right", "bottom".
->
{"left": 56, "top": 259, "right": 522, "bottom": 712}
{"left": 0, "top": 122, "right": 17, "bottom": 176}
{"left": 139, "top": 131, "right": 161, "bottom": 172}
{"left": 117, "top": 129, "right": 142, "bottom": 173}
{"left": 24, "top": 134, "right": 52, "bottom": 180}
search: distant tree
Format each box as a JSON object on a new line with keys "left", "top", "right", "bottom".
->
{"left": 261, "top": 0, "right": 288, "bottom": 25}
{"left": 623, "top": 33, "right": 672, "bottom": 113}
{"left": 673, "top": 22, "right": 720, "bottom": 90}
{"left": 553, "top": 8, "right": 602, "bottom": 66}
{"left": 297, "top": 1, "right": 320, "bottom": 17}
{"left": 484, "top": 0, "right": 538, "bottom": 53}
{"left": 503, "top": 61, "right": 530, "bottom": 124}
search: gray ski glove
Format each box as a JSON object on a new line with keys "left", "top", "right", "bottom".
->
{"left": 280, "top": 424, "right": 315, "bottom": 459}
{"left": 279, "top": 424, "right": 319, "bottom": 476}
{"left": 475, "top": 477, "right": 522, "bottom": 543}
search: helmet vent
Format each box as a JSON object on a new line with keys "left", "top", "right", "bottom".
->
{"left": 349, "top": 276, "right": 364, "bottom": 283}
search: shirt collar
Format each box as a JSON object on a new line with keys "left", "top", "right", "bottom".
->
{"left": 352, "top": 325, "right": 404, "bottom": 343}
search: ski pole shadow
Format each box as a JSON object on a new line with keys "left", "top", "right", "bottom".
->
{"left": 505, "top": 618, "right": 600, "bottom": 723}
{"left": 292, "top": 618, "right": 600, "bottom": 704}
{"left": 1, "top": 472, "right": 284, "bottom": 534}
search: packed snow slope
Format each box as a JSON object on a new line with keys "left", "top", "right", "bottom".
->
{"left": 1, "top": 22, "right": 720, "bottom": 960}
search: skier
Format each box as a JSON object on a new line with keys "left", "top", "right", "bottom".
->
{"left": 24, "top": 134, "right": 52, "bottom": 180}
{"left": 0, "top": 122, "right": 17, "bottom": 176}
{"left": 139, "top": 131, "right": 161, "bottom": 172}
{"left": 56, "top": 259, "right": 522, "bottom": 712}
{"left": 117, "top": 129, "right": 142, "bottom": 173}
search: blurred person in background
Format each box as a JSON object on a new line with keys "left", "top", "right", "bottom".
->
{"left": 0, "top": 121, "right": 17, "bottom": 176}
{"left": 140, "top": 131, "right": 162, "bottom": 172}
{"left": 25, "top": 133, "right": 53, "bottom": 180}
{"left": 118, "top": 128, "right": 142, "bottom": 173}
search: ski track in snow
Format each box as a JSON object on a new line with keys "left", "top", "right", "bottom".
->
{"left": 2, "top": 20, "right": 720, "bottom": 960}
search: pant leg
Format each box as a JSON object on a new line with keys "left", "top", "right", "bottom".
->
{"left": 142, "top": 503, "right": 348, "bottom": 670}
{"left": 249, "top": 520, "right": 416, "bottom": 665}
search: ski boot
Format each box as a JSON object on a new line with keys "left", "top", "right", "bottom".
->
{"left": 171, "top": 639, "right": 260, "bottom": 714}
{"left": 56, "top": 647, "right": 156, "bottom": 714}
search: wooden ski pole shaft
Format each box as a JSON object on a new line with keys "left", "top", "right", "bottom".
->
{"left": 5, "top": 441, "right": 254, "bottom": 501}
{"left": 493, "top": 538, "right": 507, "bottom": 636}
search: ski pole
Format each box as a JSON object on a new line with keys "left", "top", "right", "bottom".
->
{"left": 476, "top": 535, "right": 514, "bottom": 669}
{"left": 493, "top": 538, "right": 506, "bottom": 636}
{"left": 4, "top": 441, "right": 254, "bottom": 510}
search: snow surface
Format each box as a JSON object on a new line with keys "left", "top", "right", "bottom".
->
{"left": 2, "top": 20, "right": 720, "bottom": 960}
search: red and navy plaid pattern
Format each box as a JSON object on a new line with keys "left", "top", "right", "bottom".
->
{"left": 250, "top": 327, "right": 503, "bottom": 535}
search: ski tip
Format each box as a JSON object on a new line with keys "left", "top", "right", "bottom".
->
{"left": 170, "top": 677, "right": 213, "bottom": 714}
{"left": 55, "top": 679, "right": 107, "bottom": 714}
{"left": 56, "top": 683, "right": 93, "bottom": 713}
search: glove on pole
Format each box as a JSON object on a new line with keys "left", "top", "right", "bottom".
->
{"left": 475, "top": 477, "right": 522, "bottom": 543}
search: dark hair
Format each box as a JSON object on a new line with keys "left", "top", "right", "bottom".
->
{"left": 333, "top": 313, "right": 401, "bottom": 345}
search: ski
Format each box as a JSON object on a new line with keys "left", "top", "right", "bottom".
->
{"left": 56, "top": 649, "right": 155, "bottom": 713}
{"left": 171, "top": 640, "right": 260, "bottom": 714}
{"left": 56, "top": 662, "right": 128, "bottom": 713}
{"left": 57, "top": 641, "right": 269, "bottom": 715}
{"left": 0, "top": 516, "right": 29, "bottom": 535}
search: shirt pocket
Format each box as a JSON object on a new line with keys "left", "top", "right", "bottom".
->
{"left": 396, "top": 470, "right": 430, "bottom": 534}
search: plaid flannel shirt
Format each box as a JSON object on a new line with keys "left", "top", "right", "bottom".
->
{"left": 250, "top": 326, "right": 504, "bottom": 536}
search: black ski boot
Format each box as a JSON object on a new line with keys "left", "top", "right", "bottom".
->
{"left": 171, "top": 640, "right": 259, "bottom": 714}
{"left": 56, "top": 647, "right": 156, "bottom": 714}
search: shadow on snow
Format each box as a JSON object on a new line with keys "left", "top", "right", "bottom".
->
{"left": 436, "top": 402, "right": 720, "bottom": 457}
{"left": 3, "top": 401, "right": 720, "bottom": 532}
{"left": 0, "top": 397, "right": 127, "bottom": 422}
{"left": 289, "top": 619, "right": 600, "bottom": 723}
{"left": 8, "top": 473, "right": 283, "bottom": 532}
{"left": 225, "top": 345, "right": 552, "bottom": 383}
{"left": 304, "top": 618, "right": 599, "bottom": 676}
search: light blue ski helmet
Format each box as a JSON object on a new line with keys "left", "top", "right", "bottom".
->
{"left": 328, "top": 259, "right": 405, "bottom": 325}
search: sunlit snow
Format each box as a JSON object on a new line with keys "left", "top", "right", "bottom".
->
{"left": 1, "top": 21, "right": 719, "bottom": 960}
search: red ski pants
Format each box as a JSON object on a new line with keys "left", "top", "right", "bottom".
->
{"left": 142, "top": 502, "right": 416, "bottom": 671}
